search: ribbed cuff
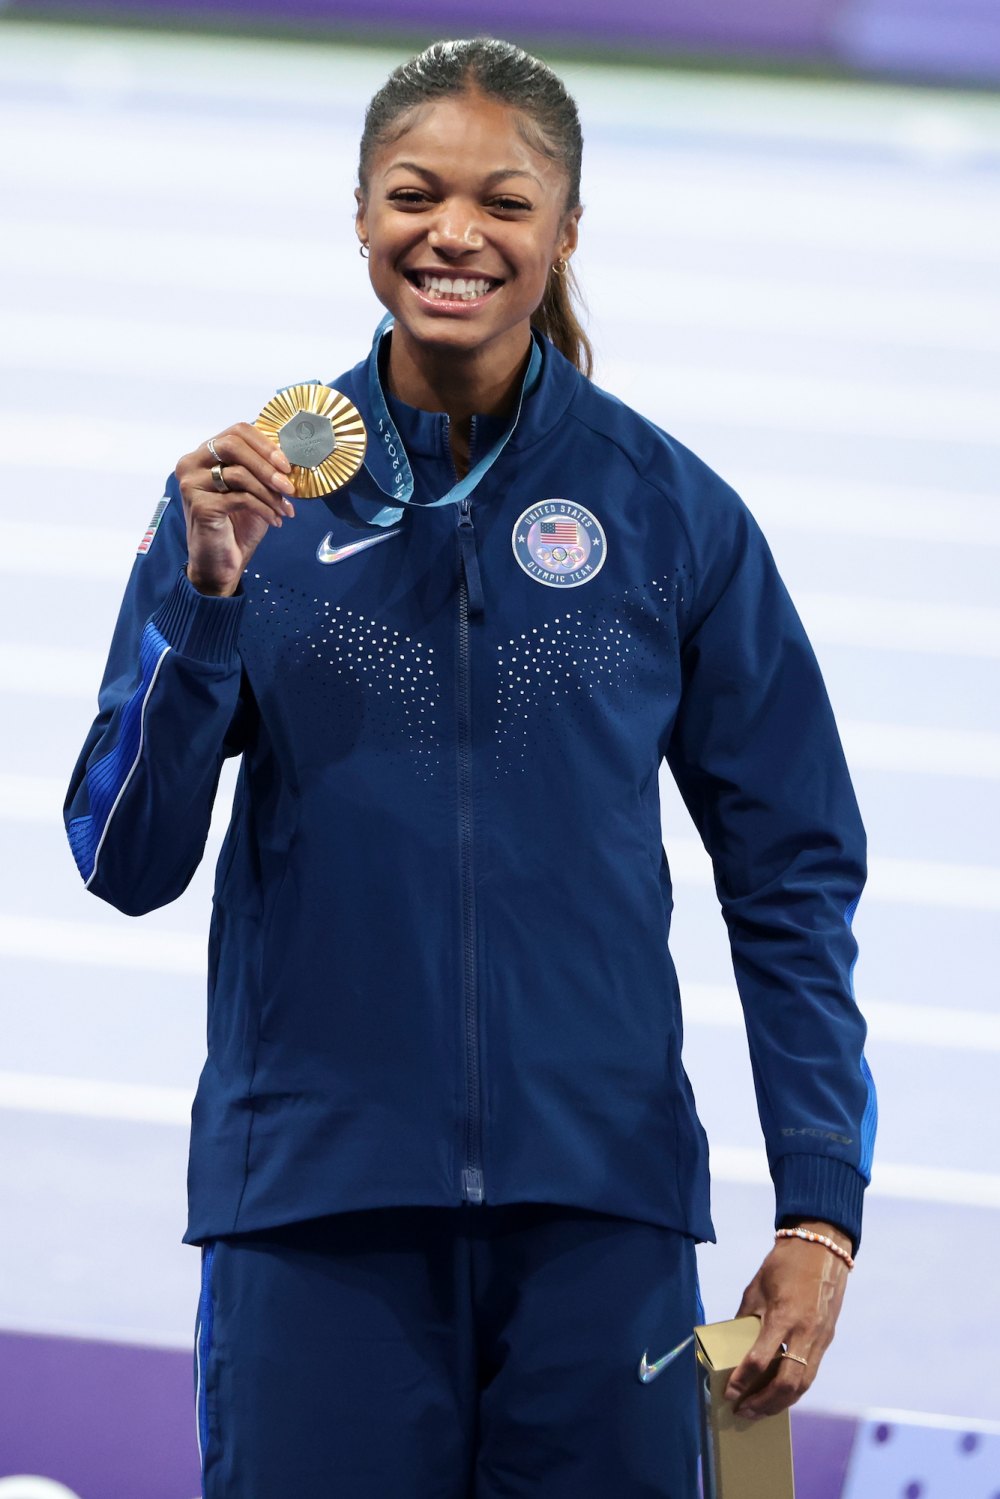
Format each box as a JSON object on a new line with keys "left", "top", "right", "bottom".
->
{"left": 772, "top": 1153, "right": 867, "bottom": 1255}
{"left": 152, "top": 569, "right": 245, "bottom": 665}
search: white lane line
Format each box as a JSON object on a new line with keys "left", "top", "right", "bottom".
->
{"left": 594, "top": 270, "right": 1000, "bottom": 354}
{"left": 0, "top": 645, "right": 105, "bottom": 700}
{"left": 739, "top": 476, "right": 1000, "bottom": 548}
{"left": 33, "top": 800, "right": 1000, "bottom": 910}
{"left": 710, "top": 1147, "right": 1000, "bottom": 1209}
{"left": 9, "top": 720, "right": 999, "bottom": 834}
{"left": 6, "top": 99, "right": 999, "bottom": 266}
{"left": 683, "top": 982, "right": 1000, "bottom": 1052}
{"left": 4, "top": 482, "right": 996, "bottom": 568}
{"left": 4, "top": 890, "right": 995, "bottom": 1047}
{"left": 3, "top": 479, "right": 1000, "bottom": 580}
{"left": 0, "top": 914, "right": 204, "bottom": 975}
{"left": 5, "top": 320, "right": 1000, "bottom": 445}
{"left": 795, "top": 593, "right": 1000, "bottom": 658}
{"left": 869, "top": 1164, "right": 1000, "bottom": 1209}
{"left": 0, "top": 522, "right": 143, "bottom": 579}
{"left": 11, "top": 772, "right": 1000, "bottom": 913}
{"left": 0, "top": 221, "right": 351, "bottom": 297}
{"left": 607, "top": 358, "right": 1000, "bottom": 447}
{"left": 0, "top": 1070, "right": 190, "bottom": 1126}
{"left": 4, "top": 602, "right": 1000, "bottom": 712}
{"left": 840, "top": 722, "right": 1000, "bottom": 778}
{"left": 4, "top": 220, "right": 999, "bottom": 351}
{"left": 858, "top": 1410, "right": 1000, "bottom": 1437}
{"left": 2, "top": 1069, "right": 995, "bottom": 1210}
{"left": 0, "top": 774, "right": 73, "bottom": 822}
{"left": 666, "top": 839, "right": 1000, "bottom": 912}
{"left": 0, "top": 412, "right": 188, "bottom": 476}
{"left": 0, "top": 309, "right": 371, "bottom": 393}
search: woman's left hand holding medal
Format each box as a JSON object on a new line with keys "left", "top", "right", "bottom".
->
{"left": 175, "top": 423, "right": 296, "bottom": 598}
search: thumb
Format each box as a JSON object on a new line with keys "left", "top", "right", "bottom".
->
{"left": 735, "top": 1286, "right": 762, "bottom": 1319}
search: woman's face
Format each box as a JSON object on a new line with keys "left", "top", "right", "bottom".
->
{"left": 355, "top": 90, "right": 581, "bottom": 361}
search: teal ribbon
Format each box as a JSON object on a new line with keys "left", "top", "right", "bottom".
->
{"left": 362, "top": 313, "right": 543, "bottom": 528}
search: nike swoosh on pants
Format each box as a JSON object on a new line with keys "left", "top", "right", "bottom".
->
{"left": 637, "top": 1334, "right": 695, "bottom": 1384}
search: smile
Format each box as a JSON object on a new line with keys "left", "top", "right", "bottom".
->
{"left": 405, "top": 270, "right": 502, "bottom": 306}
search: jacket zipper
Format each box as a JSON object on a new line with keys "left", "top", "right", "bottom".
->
{"left": 453, "top": 420, "right": 485, "bottom": 1204}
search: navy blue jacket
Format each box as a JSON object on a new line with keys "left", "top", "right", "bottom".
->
{"left": 65, "top": 326, "right": 876, "bottom": 1249}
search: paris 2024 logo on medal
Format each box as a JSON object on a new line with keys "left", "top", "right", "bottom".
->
{"left": 512, "top": 500, "right": 607, "bottom": 588}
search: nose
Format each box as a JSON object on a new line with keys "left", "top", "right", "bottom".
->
{"left": 427, "top": 200, "right": 485, "bottom": 256}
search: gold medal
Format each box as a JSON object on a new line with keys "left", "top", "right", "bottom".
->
{"left": 255, "top": 384, "right": 367, "bottom": 499}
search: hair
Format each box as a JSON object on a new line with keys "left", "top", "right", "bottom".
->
{"left": 358, "top": 37, "right": 593, "bottom": 379}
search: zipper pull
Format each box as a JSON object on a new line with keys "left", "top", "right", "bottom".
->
{"left": 462, "top": 1168, "right": 485, "bottom": 1203}
{"left": 458, "top": 498, "right": 485, "bottom": 616}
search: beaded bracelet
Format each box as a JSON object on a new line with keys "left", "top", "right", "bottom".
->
{"left": 775, "top": 1227, "right": 855, "bottom": 1271}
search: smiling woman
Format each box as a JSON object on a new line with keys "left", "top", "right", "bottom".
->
{"left": 65, "top": 34, "right": 875, "bottom": 1499}
{"left": 355, "top": 41, "right": 590, "bottom": 478}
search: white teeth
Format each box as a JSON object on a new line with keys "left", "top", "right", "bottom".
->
{"left": 416, "top": 273, "right": 495, "bottom": 300}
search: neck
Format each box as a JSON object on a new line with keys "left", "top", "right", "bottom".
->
{"left": 386, "top": 322, "right": 532, "bottom": 426}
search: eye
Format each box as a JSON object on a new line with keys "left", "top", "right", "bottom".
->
{"left": 490, "top": 197, "right": 531, "bottom": 213}
{"left": 388, "top": 189, "right": 431, "bottom": 207}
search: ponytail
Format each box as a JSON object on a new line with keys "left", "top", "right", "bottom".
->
{"left": 532, "top": 263, "right": 592, "bottom": 379}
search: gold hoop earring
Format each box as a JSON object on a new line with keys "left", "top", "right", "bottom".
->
{"left": 359, "top": 243, "right": 370, "bottom": 259}
{"left": 552, "top": 257, "right": 568, "bottom": 276}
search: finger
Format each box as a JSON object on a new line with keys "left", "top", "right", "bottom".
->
{"left": 736, "top": 1360, "right": 812, "bottom": 1420}
{"left": 198, "top": 466, "right": 295, "bottom": 520}
{"left": 728, "top": 1313, "right": 803, "bottom": 1403}
{"left": 226, "top": 420, "right": 293, "bottom": 473}
{"left": 206, "top": 431, "right": 294, "bottom": 493}
{"left": 724, "top": 1327, "right": 784, "bottom": 1408}
{"left": 190, "top": 489, "right": 288, "bottom": 533}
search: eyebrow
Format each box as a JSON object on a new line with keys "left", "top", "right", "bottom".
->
{"left": 386, "top": 161, "right": 543, "bottom": 189}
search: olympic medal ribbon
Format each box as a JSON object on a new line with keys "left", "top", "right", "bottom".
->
{"left": 361, "top": 312, "right": 543, "bottom": 529}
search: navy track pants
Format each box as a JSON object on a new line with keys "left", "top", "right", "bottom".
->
{"left": 195, "top": 1203, "right": 701, "bottom": 1498}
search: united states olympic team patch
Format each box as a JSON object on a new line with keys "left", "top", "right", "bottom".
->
{"left": 512, "top": 500, "right": 607, "bottom": 588}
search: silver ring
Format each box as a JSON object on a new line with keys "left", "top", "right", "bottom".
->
{"left": 207, "top": 437, "right": 223, "bottom": 463}
{"left": 210, "top": 463, "right": 231, "bottom": 494}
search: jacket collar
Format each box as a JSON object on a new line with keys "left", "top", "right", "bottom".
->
{"left": 335, "top": 321, "right": 581, "bottom": 467}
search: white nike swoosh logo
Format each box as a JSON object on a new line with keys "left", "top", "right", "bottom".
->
{"left": 316, "top": 528, "right": 402, "bottom": 565}
{"left": 637, "top": 1334, "right": 694, "bottom": 1384}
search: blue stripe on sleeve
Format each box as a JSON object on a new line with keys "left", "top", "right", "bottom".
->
{"left": 66, "top": 621, "right": 171, "bottom": 885}
{"left": 845, "top": 896, "right": 878, "bottom": 1179}
{"left": 859, "top": 1055, "right": 878, "bottom": 1178}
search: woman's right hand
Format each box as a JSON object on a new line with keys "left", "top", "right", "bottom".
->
{"left": 176, "top": 423, "right": 296, "bottom": 597}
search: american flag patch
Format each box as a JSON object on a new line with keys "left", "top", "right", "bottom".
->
{"left": 137, "top": 496, "right": 170, "bottom": 555}
{"left": 540, "top": 519, "right": 579, "bottom": 544}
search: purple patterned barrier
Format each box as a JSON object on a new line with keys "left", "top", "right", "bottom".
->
{"left": 795, "top": 1411, "right": 858, "bottom": 1499}
{"left": 9, "top": 0, "right": 1000, "bottom": 82}
{"left": 2, "top": 1329, "right": 997, "bottom": 1497}
{"left": 10, "top": 0, "right": 842, "bottom": 55}
{"left": 0, "top": 1327, "right": 860, "bottom": 1498}
{"left": 0, "top": 1332, "right": 198, "bottom": 1499}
